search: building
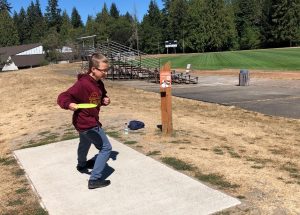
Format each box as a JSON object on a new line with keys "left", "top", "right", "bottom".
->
{"left": 0, "top": 43, "right": 45, "bottom": 72}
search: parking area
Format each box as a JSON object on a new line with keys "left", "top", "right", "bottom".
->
{"left": 116, "top": 76, "right": 300, "bottom": 119}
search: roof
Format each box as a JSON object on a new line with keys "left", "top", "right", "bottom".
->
{"left": 12, "top": 54, "right": 45, "bottom": 68}
{"left": 77, "top": 35, "right": 97, "bottom": 40}
{"left": 0, "top": 43, "right": 44, "bottom": 69}
{"left": 0, "top": 43, "right": 42, "bottom": 58}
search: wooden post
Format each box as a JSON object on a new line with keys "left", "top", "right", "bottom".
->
{"left": 160, "top": 62, "right": 173, "bottom": 135}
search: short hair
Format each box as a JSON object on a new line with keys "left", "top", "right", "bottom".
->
{"left": 88, "top": 53, "right": 109, "bottom": 72}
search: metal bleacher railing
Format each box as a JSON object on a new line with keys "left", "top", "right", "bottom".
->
{"left": 80, "top": 40, "right": 198, "bottom": 84}
{"left": 99, "top": 40, "right": 160, "bottom": 80}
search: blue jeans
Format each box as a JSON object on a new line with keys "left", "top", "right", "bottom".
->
{"left": 78, "top": 126, "right": 112, "bottom": 180}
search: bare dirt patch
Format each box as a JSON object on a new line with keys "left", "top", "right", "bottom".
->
{"left": 0, "top": 63, "right": 299, "bottom": 214}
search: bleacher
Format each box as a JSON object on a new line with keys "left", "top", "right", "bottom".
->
{"left": 80, "top": 40, "right": 198, "bottom": 84}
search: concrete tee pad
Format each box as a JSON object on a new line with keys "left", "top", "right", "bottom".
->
{"left": 14, "top": 138, "right": 240, "bottom": 215}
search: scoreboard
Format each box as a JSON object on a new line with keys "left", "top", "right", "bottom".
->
{"left": 165, "top": 40, "right": 177, "bottom": 48}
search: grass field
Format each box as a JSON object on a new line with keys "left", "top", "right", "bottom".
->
{"left": 159, "top": 47, "right": 300, "bottom": 70}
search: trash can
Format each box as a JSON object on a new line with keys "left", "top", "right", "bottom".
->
{"left": 239, "top": 69, "right": 250, "bottom": 86}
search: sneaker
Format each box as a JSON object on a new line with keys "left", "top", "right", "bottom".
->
{"left": 76, "top": 165, "right": 89, "bottom": 174}
{"left": 88, "top": 179, "right": 111, "bottom": 189}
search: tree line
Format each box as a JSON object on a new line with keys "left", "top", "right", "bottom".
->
{"left": 0, "top": 0, "right": 299, "bottom": 59}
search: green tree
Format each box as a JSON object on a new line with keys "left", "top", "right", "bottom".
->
{"left": 32, "top": 0, "right": 47, "bottom": 42}
{"left": 95, "top": 3, "right": 111, "bottom": 41}
{"left": 124, "top": 12, "right": 133, "bottom": 22}
{"left": 203, "top": 0, "right": 236, "bottom": 51}
{"left": 240, "top": 26, "right": 261, "bottom": 49}
{"left": 270, "top": 0, "right": 300, "bottom": 47}
{"left": 234, "top": 0, "right": 263, "bottom": 49}
{"left": 13, "top": 8, "right": 30, "bottom": 44}
{"left": 110, "top": 3, "right": 119, "bottom": 19}
{"left": 110, "top": 17, "right": 132, "bottom": 45}
{"left": 42, "top": 27, "right": 61, "bottom": 62}
{"left": 161, "top": 0, "right": 171, "bottom": 15}
{"left": 129, "top": 9, "right": 140, "bottom": 50}
{"left": 184, "top": 0, "right": 206, "bottom": 52}
{"left": 45, "top": 0, "right": 62, "bottom": 32}
{"left": 60, "top": 10, "right": 73, "bottom": 43}
{"left": 85, "top": 15, "right": 98, "bottom": 36}
{"left": 71, "top": 7, "right": 83, "bottom": 28}
{"left": 0, "top": 10, "right": 19, "bottom": 46}
{"left": 260, "top": 0, "right": 273, "bottom": 47}
{"left": 26, "top": 0, "right": 46, "bottom": 43}
{"left": 0, "top": 0, "right": 12, "bottom": 13}
{"left": 161, "top": 0, "right": 171, "bottom": 49}
{"left": 167, "top": 0, "right": 189, "bottom": 52}
{"left": 140, "top": 0, "right": 163, "bottom": 53}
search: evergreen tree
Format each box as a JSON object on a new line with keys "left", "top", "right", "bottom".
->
{"left": 162, "top": 0, "right": 171, "bottom": 15}
{"left": 12, "top": 10, "right": 18, "bottom": 25}
{"left": 27, "top": 1, "right": 37, "bottom": 42}
{"left": 124, "top": 12, "right": 133, "bottom": 22}
{"left": 110, "top": 17, "right": 132, "bottom": 45}
{"left": 33, "top": 0, "right": 46, "bottom": 42}
{"left": 71, "top": 7, "right": 83, "bottom": 28}
{"left": 234, "top": 0, "right": 263, "bottom": 49}
{"left": 161, "top": 0, "right": 172, "bottom": 42}
{"left": 260, "top": 0, "right": 273, "bottom": 47}
{"left": 45, "top": 0, "right": 62, "bottom": 32}
{"left": 167, "top": 0, "right": 189, "bottom": 52}
{"left": 14, "top": 7, "right": 30, "bottom": 44}
{"left": 0, "top": 9, "right": 19, "bottom": 46}
{"left": 184, "top": 0, "right": 206, "bottom": 52}
{"left": 95, "top": 3, "right": 111, "bottom": 41}
{"left": 85, "top": 15, "right": 98, "bottom": 36}
{"left": 140, "top": 0, "right": 163, "bottom": 53}
{"left": 42, "top": 27, "right": 61, "bottom": 62}
{"left": 0, "top": 0, "right": 12, "bottom": 13}
{"left": 129, "top": 8, "right": 140, "bottom": 50}
{"left": 201, "top": 0, "right": 229, "bottom": 51}
{"left": 95, "top": 3, "right": 109, "bottom": 23}
{"left": 25, "top": 0, "right": 46, "bottom": 43}
{"left": 60, "top": 10, "right": 73, "bottom": 43}
{"left": 110, "top": 3, "right": 119, "bottom": 19}
{"left": 270, "top": 0, "right": 300, "bottom": 47}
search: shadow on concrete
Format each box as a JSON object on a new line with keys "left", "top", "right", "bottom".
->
{"left": 80, "top": 151, "right": 119, "bottom": 177}
{"left": 101, "top": 164, "right": 115, "bottom": 180}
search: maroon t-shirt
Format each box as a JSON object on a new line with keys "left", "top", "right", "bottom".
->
{"left": 57, "top": 74, "right": 108, "bottom": 131}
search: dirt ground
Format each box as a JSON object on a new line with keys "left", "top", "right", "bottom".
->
{"left": 0, "top": 63, "right": 299, "bottom": 214}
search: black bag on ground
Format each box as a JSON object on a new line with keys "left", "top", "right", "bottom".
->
{"left": 128, "top": 120, "right": 145, "bottom": 130}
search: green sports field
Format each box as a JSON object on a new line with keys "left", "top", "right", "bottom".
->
{"left": 159, "top": 48, "right": 300, "bottom": 71}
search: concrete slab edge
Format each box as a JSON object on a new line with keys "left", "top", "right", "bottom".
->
{"left": 13, "top": 137, "right": 241, "bottom": 214}
{"left": 13, "top": 151, "right": 49, "bottom": 213}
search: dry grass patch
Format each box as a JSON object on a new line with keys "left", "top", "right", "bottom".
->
{"left": 1, "top": 63, "right": 300, "bottom": 214}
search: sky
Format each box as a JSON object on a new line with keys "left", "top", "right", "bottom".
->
{"left": 9, "top": 0, "right": 164, "bottom": 23}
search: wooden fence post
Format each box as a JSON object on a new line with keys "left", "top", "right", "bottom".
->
{"left": 160, "top": 62, "right": 173, "bottom": 135}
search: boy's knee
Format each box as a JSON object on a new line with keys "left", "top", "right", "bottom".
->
{"left": 107, "top": 145, "right": 112, "bottom": 153}
{"left": 103, "top": 142, "right": 112, "bottom": 152}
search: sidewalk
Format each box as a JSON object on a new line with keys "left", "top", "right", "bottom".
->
{"left": 14, "top": 138, "right": 240, "bottom": 215}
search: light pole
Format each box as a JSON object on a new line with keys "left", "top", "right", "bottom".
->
{"left": 182, "top": 30, "right": 185, "bottom": 53}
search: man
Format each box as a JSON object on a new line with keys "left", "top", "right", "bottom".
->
{"left": 57, "top": 53, "right": 112, "bottom": 189}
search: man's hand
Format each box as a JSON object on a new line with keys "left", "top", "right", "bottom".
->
{"left": 102, "top": 97, "right": 110, "bottom": 106}
{"left": 69, "top": 103, "right": 78, "bottom": 111}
